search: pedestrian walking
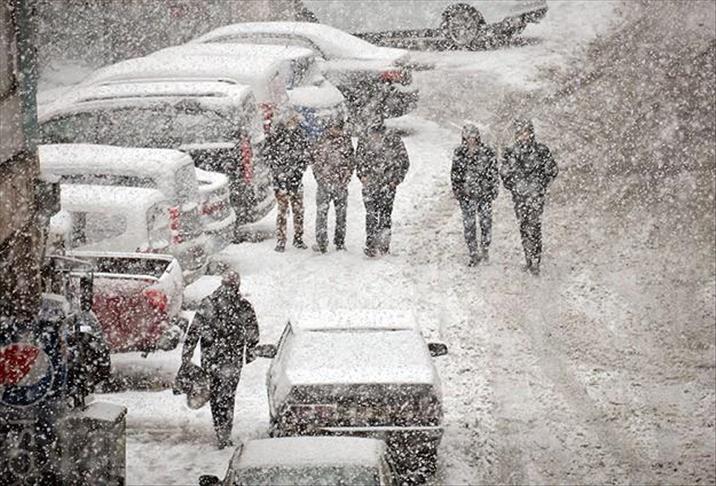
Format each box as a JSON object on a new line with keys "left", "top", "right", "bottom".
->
{"left": 451, "top": 123, "right": 499, "bottom": 266}
{"left": 356, "top": 123, "right": 410, "bottom": 257}
{"left": 500, "top": 119, "right": 558, "bottom": 275}
{"left": 264, "top": 112, "right": 312, "bottom": 252}
{"left": 311, "top": 117, "right": 355, "bottom": 253}
{"left": 177, "top": 271, "right": 259, "bottom": 449}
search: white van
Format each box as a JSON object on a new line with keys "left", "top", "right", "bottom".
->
{"left": 39, "top": 82, "right": 274, "bottom": 224}
{"left": 57, "top": 184, "right": 208, "bottom": 282}
{"left": 39, "top": 143, "right": 235, "bottom": 253}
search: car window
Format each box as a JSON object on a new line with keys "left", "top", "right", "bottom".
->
{"left": 70, "top": 211, "right": 127, "bottom": 248}
{"left": 173, "top": 165, "right": 200, "bottom": 203}
{"left": 236, "top": 464, "right": 378, "bottom": 486}
{"left": 274, "top": 323, "right": 294, "bottom": 366}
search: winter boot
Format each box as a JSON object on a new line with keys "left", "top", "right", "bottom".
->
{"left": 335, "top": 243, "right": 347, "bottom": 251}
{"left": 481, "top": 248, "right": 489, "bottom": 264}
{"left": 364, "top": 246, "right": 377, "bottom": 258}
{"left": 468, "top": 253, "right": 480, "bottom": 267}
{"left": 312, "top": 243, "right": 327, "bottom": 253}
{"left": 293, "top": 237, "right": 308, "bottom": 250}
{"left": 274, "top": 241, "right": 286, "bottom": 253}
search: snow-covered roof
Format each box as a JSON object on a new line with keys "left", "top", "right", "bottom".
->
{"left": 152, "top": 43, "right": 314, "bottom": 64}
{"left": 82, "top": 54, "right": 283, "bottom": 96}
{"left": 193, "top": 21, "right": 408, "bottom": 62}
{"left": 235, "top": 437, "right": 385, "bottom": 469}
{"left": 284, "top": 327, "right": 436, "bottom": 386}
{"left": 292, "top": 309, "right": 419, "bottom": 332}
{"left": 40, "top": 143, "right": 193, "bottom": 180}
{"left": 39, "top": 81, "right": 254, "bottom": 122}
{"left": 59, "top": 183, "right": 166, "bottom": 214}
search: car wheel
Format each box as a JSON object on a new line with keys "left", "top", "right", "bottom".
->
{"left": 441, "top": 3, "right": 485, "bottom": 50}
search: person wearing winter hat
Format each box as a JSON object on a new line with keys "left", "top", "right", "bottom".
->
{"left": 500, "top": 119, "right": 558, "bottom": 275}
{"left": 451, "top": 123, "right": 499, "bottom": 266}
{"left": 177, "top": 270, "right": 260, "bottom": 448}
{"left": 355, "top": 121, "right": 410, "bottom": 257}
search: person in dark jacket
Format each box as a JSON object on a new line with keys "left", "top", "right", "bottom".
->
{"left": 451, "top": 123, "right": 499, "bottom": 266}
{"left": 263, "top": 112, "right": 312, "bottom": 252}
{"left": 311, "top": 117, "right": 355, "bottom": 253}
{"left": 356, "top": 123, "right": 410, "bottom": 257}
{"left": 178, "top": 271, "right": 259, "bottom": 448}
{"left": 500, "top": 119, "right": 558, "bottom": 275}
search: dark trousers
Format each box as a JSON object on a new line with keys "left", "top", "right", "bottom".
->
{"left": 513, "top": 195, "right": 545, "bottom": 267}
{"left": 459, "top": 199, "right": 493, "bottom": 258}
{"left": 363, "top": 186, "right": 396, "bottom": 252}
{"left": 275, "top": 188, "right": 304, "bottom": 243}
{"left": 209, "top": 368, "right": 241, "bottom": 444}
{"left": 316, "top": 184, "right": 348, "bottom": 247}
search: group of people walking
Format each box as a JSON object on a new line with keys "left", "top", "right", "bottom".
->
{"left": 452, "top": 119, "right": 558, "bottom": 275}
{"left": 263, "top": 112, "right": 410, "bottom": 257}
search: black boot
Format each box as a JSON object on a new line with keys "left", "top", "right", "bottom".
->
{"left": 293, "top": 237, "right": 307, "bottom": 249}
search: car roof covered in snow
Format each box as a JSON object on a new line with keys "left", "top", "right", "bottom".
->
{"left": 152, "top": 43, "right": 315, "bottom": 63}
{"left": 39, "top": 143, "right": 194, "bottom": 179}
{"left": 193, "top": 21, "right": 408, "bottom": 62}
{"left": 60, "top": 183, "right": 166, "bottom": 214}
{"left": 39, "top": 81, "right": 254, "bottom": 122}
{"left": 234, "top": 437, "right": 386, "bottom": 469}
{"left": 80, "top": 53, "right": 287, "bottom": 101}
{"left": 284, "top": 327, "right": 436, "bottom": 386}
{"left": 291, "top": 309, "right": 419, "bottom": 332}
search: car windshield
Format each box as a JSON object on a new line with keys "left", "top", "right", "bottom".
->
{"left": 236, "top": 464, "right": 378, "bottom": 486}
{"left": 42, "top": 104, "right": 238, "bottom": 147}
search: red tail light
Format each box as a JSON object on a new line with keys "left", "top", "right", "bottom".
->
{"left": 240, "top": 137, "right": 254, "bottom": 184}
{"left": 169, "top": 206, "right": 183, "bottom": 244}
{"left": 260, "top": 102, "right": 275, "bottom": 134}
{"left": 379, "top": 70, "right": 404, "bottom": 83}
{"left": 0, "top": 343, "right": 40, "bottom": 385}
{"left": 143, "top": 288, "right": 168, "bottom": 314}
{"left": 201, "top": 200, "right": 225, "bottom": 215}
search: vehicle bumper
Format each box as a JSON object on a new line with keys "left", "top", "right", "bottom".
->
{"left": 203, "top": 211, "right": 237, "bottom": 253}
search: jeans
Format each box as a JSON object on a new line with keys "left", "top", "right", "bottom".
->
{"left": 363, "top": 186, "right": 397, "bottom": 252}
{"left": 513, "top": 194, "right": 545, "bottom": 267}
{"left": 459, "top": 199, "right": 493, "bottom": 258}
{"left": 209, "top": 368, "right": 241, "bottom": 445}
{"left": 316, "top": 184, "right": 348, "bottom": 247}
{"left": 275, "top": 188, "right": 304, "bottom": 243}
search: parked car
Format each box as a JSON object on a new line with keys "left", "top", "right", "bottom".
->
{"left": 255, "top": 310, "right": 448, "bottom": 475}
{"left": 38, "top": 81, "right": 273, "bottom": 224}
{"left": 300, "top": 0, "right": 548, "bottom": 49}
{"left": 39, "top": 143, "right": 235, "bottom": 254}
{"left": 56, "top": 183, "right": 208, "bottom": 282}
{"left": 147, "top": 43, "right": 348, "bottom": 140}
{"left": 64, "top": 250, "right": 186, "bottom": 353}
{"left": 199, "top": 437, "right": 398, "bottom": 486}
{"left": 191, "top": 21, "right": 420, "bottom": 123}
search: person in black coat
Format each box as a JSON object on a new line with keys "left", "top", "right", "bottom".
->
{"left": 356, "top": 123, "right": 410, "bottom": 257}
{"left": 451, "top": 123, "right": 499, "bottom": 266}
{"left": 500, "top": 119, "right": 558, "bottom": 275}
{"left": 179, "top": 271, "right": 259, "bottom": 448}
{"left": 263, "top": 112, "right": 313, "bottom": 252}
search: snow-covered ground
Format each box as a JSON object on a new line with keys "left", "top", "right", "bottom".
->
{"left": 43, "top": 0, "right": 713, "bottom": 484}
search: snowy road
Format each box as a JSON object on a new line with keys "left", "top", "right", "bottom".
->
{"left": 95, "top": 1, "right": 715, "bottom": 485}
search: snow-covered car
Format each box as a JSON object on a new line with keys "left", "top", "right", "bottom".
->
{"left": 64, "top": 250, "right": 186, "bottom": 353}
{"left": 199, "top": 437, "right": 398, "bottom": 486}
{"left": 256, "top": 310, "right": 448, "bottom": 474}
{"left": 148, "top": 43, "right": 347, "bottom": 140}
{"left": 38, "top": 81, "right": 273, "bottom": 225}
{"left": 38, "top": 143, "right": 235, "bottom": 254}
{"left": 56, "top": 184, "right": 209, "bottom": 282}
{"left": 301, "top": 0, "right": 548, "bottom": 48}
{"left": 191, "top": 22, "right": 420, "bottom": 123}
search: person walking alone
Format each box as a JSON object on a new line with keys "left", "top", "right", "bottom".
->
{"left": 500, "top": 119, "right": 558, "bottom": 275}
{"left": 311, "top": 117, "right": 355, "bottom": 253}
{"left": 356, "top": 123, "right": 410, "bottom": 257}
{"left": 264, "top": 112, "right": 312, "bottom": 252}
{"left": 451, "top": 123, "right": 499, "bottom": 266}
{"left": 178, "top": 271, "right": 259, "bottom": 448}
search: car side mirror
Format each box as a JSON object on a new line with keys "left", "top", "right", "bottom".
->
{"left": 428, "top": 342, "right": 448, "bottom": 357}
{"left": 255, "top": 343, "right": 277, "bottom": 359}
{"left": 199, "top": 475, "right": 221, "bottom": 486}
